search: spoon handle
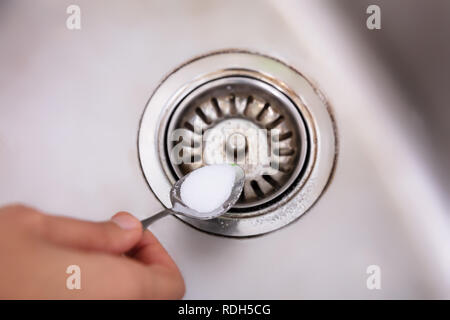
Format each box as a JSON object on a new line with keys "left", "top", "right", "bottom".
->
{"left": 141, "top": 209, "right": 173, "bottom": 229}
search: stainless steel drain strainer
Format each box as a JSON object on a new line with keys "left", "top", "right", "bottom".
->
{"left": 138, "top": 50, "right": 337, "bottom": 237}
{"left": 165, "top": 76, "right": 308, "bottom": 211}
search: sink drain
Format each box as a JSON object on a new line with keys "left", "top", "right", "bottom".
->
{"left": 138, "top": 50, "right": 336, "bottom": 237}
{"left": 165, "top": 76, "right": 309, "bottom": 211}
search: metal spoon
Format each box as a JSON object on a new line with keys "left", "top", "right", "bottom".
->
{"left": 141, "top": 165, "right": 245, "bottom": 229}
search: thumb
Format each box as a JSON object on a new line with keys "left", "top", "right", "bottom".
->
{"left": 35, "top": 211, "right": 143, "bottom": 254}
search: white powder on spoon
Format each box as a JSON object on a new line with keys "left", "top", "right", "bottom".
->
{"left": 180, "top": 164, "right": 237, "bottom": 214}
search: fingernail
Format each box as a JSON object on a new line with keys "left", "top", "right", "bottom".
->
{"left": 111, "top": 213, "right": 140, "bottom": 230}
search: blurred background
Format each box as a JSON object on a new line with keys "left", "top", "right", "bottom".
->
{"left": 0, "top": 0, "right": 449, "bottom": 298}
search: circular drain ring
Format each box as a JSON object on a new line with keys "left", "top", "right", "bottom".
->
{"left": 138, "top": 50, "right": 337, "bottom": 237}
{"left": 164, "top": 76, "right": 309, "bottom": 211}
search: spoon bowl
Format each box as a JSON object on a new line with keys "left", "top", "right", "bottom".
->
{"left": 141, "top": 165, "right": 245, "bottom": 229}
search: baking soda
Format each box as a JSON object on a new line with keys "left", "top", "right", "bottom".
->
{"left": 180, "top": 164, "right": 236, "bottom": 214}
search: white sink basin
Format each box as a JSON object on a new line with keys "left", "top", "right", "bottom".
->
{"left": 0, "top": 0, "right": 448, "bottom": 298}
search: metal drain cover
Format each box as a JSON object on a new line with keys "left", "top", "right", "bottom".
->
{"left": 166, "top": 76, "right": 308, "bottom": 211}
{"left": 138, "top": 51, "right": 336, "bottom": 237}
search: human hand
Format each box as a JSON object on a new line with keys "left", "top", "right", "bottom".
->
{"left": 0, "top": 204, "right": 185, "bottom": 299}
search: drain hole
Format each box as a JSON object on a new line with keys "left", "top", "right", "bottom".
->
{"left": 211, "top": 97, "right": 223, "bottom": 117}
{"left": 238, "top": 189, "right": 246, "bottom": 202}
{"left": 195, "top": 107, "right": 212, "bottom": 125}
{"left": 275, "top": 148, "right": 295, "bottom": 156}
{"left": 266, "top": 115, "right": 285, "bottom": 130}
{"left": 183, "top": 121, "right": 195, "bottom": 132}
{"left": 243, "top": 96, "right": 254, "bottom": 116}
{"left": 262, "top": 175, "right": 281, "bottom": 190}
{"left": 229, "top": 94, "right": 237, "bottom": 114}
{"left": 256, "top": 103, "right": 270, "bottom": 121}
{"left": 273, "top": 131, "right": 293, "bottom": 141}
{"left": 278, "top": 164, "right": 291, "bottom": 173}
{"left": 250, "top": 180, "right": 265, "bottom": 199}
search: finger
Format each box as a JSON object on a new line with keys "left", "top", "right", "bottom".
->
{"left": 127, "top": 230, "right": 185, "bottom": 298}
{"left": 34, "top": 211, "right": 143, "bottom": 254}
{"left": 58, "top": 249, "right": 185, "bottom": 299}
{"left": 128, "top": 230, "right": 180, "bottom": 272}
{"left": 139, "top": 264, "right": 186, "bottom": 299}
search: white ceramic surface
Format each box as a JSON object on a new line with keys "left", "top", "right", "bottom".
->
{"left": 0, "top": 0, "right": 449, "bottom": 298}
